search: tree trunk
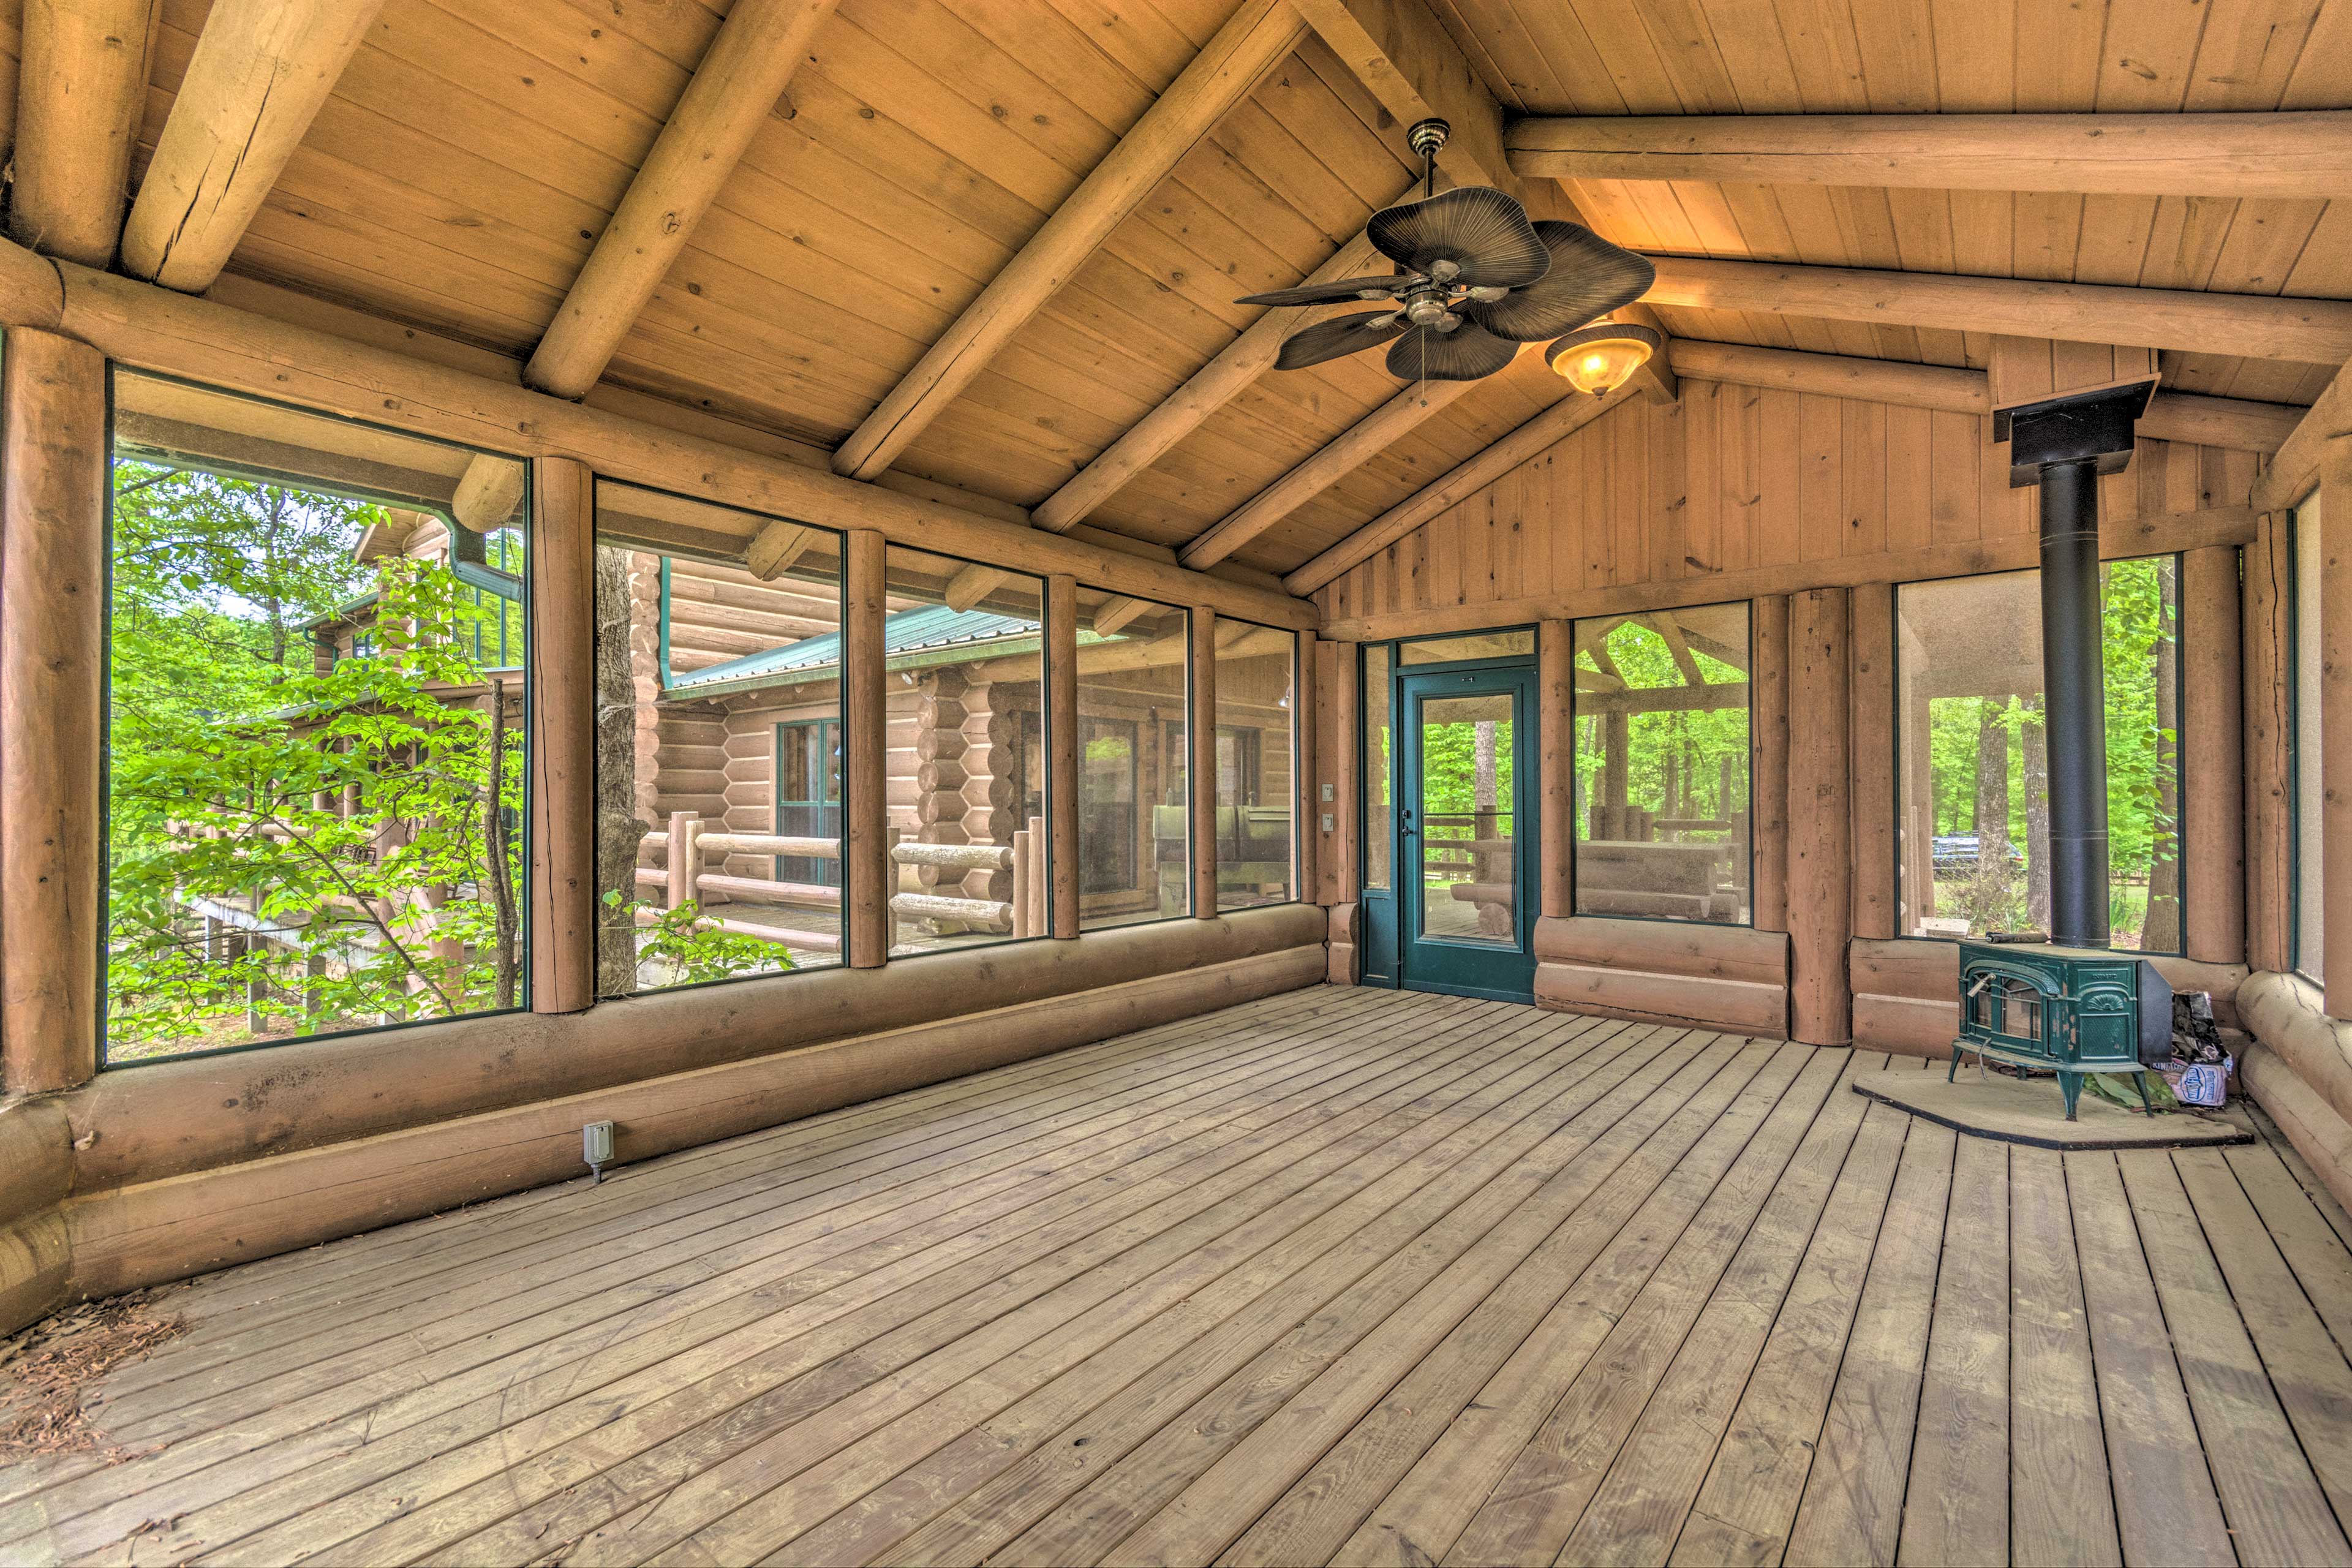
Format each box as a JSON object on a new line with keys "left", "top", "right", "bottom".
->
{"left": 1974, "top": 698, "right": 2010, "bottom": 856}
{"left": 2023, "top": 696, "right": 2051, "bottom": 934}
{"left": 593, "top": 546, "right": 647, "bottom": 997}
{"left": 2143, "top": 579, "right": 2182, "bottom": 952}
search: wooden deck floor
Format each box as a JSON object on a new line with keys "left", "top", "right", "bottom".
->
{"left": 9, "top": 986, "right": 2352, "bottom": 1566}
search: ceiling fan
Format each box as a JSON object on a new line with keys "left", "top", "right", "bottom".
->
{"left": 1235, "top": 119, "right": 1655, "bottom": 383}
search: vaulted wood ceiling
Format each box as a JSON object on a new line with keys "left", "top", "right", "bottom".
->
{"left": 7, "top": 0, "right": 2345, "bottom": 581}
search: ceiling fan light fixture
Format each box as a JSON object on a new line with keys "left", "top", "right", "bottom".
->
{"left": 1546, "top": 323, "right": 1664, "bottom": 396}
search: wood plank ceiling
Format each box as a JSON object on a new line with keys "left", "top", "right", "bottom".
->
{"left": 16, "top": 0, "right": 2345, "bottom": 579}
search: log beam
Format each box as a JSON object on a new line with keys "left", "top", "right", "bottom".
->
{"left": 450, "top": 453, "right": 525, "bottom": 533}
{"left": 1181, "top": 374, "right": 1491, "bottom": 571}
{"left": 1320, "top": 502, "right": 2257, "bottom": 642}
{"left": 1656, "top": 341, "right": 2296, "bottom": 451}
{"left": 10, "top": 240, "right": 1313, "bottom": 628}
{"left": 1033, "top": 219, "right": 1404, "bottom": 535}
{"left": 2256, "top": 366, "right": 2351, "bottom": 513}
{"left": 831, "top": 0, "right": 1305, "bottom": 481}
{"left": 119, "top": 0, "right": 387, "bottom": 292}
{"left": 1284, "top": 379, "right": 1639, "bottom": 594}
{"left": 528, "top": 457, "right": 596, "bottom": 1014}
{"left": 1508, "top": 112, "right": 2352, "bottom": 201}
{"left": 1, "top": 330, "right": 106, "bottom": 1092}
{"left": 744, "top": 518, "right": 817, "bottom": 582}
{"left": 9, "top": 0, "right": 158, "bottom": 266}
{"left": 1646, "top": 256, "right": 2352, "bottom": 366}
{"left": 527, "top": 0, "right": 841, "bottom": 400}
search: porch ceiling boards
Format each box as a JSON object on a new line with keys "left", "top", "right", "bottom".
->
{"left": 28, "top": 0, "right": 2343, "bottom": 582}
{"left": 9, "top": 987, "right": 2352, "bottom": 1564}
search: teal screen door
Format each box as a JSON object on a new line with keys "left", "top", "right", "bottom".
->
{"left": 1398, "top": 666, "right": 1536, "bottom": 1000}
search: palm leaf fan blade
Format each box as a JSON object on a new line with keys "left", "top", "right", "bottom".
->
{"left": 1459, "top": 222, "right": 1657, "bottom": 342}
{"left": 1365, "top": 186, "right": 1551, "bottom": 289}
{"left": 1384, "top": 321, "right": 1519, "bottom": 382}
{"left": 1272, "top": 311, "right": 1408, "bottom": 371}
{"left": 1235, "top": 275, "right": 1406, "bottom": 307}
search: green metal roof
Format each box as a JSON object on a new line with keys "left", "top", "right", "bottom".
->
{"left": 670, "top": 603, "right": 1042, "bottom": 693}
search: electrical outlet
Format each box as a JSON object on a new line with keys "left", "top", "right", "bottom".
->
{"left": 1321, "top": 812, "right": 1335, "bottom": 832}
{"left": 583, "top": 1120, "right": 615, "bottom": 1172}
{"left": 1320, "top": 783, "right": 1335, "bottom": 802}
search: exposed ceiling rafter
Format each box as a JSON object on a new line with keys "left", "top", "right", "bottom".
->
{"left": 527, "top": 0, "right": 842, "bottom": 401}
{"left": 9, "top": 0, "right": 161, "bottom": 268}
{"left": 1646, "top": 257, "right": 2352, "bottom": 366}
{"left": 829, "top": 0, "right": 1308, "bottom": 483}
{"left": 1178, "top": 370, "right": 1496, "bottom": 571}
{"left": 1285, "top": 378, "right": 1642, "bottom": 595}
{"left": 119, "top": 0, "right": 389, "bottom": 293}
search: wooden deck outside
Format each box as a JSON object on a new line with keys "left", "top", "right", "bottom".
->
{"left": 7, "top": 987, "right": 2352, "bottom": 1566}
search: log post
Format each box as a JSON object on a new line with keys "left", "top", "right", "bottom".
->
{"left": 1751, "top": 595, "right": 1792, "bottom": 933}
{"left": 529, "top": 455, "right": 596, "bottom": 1014}
{"left": 1329, "top": 638, "right": 1362, "bottom": 904}
{"left": 2325, "top": 440, "right": 2352, "bottom": 1016}
{"left": 2184, "top": 546, "right": 2246, "bottom": 966}
{"left": 1010, "top": 826, "right": 1033, "bottom": 938}
{"left": 1539, "top": 619, "right": 1575, "bottom": 919}
{"left": 2245, "top": 510, "right": 2294, "bottom": 975}
{"left": 1191, "top": 607, "right": 1218, "bottom": 918}
{"left": 846, "top": 529, "right": 889, "bottom": 968}
{"left": 1847, "top": 582, "right": 1897, "bottom": 940}
{"left": 666, "top": 811, "right": 699, "bottom": 911}
{"left": 1789, "top": 588, "right": 1853, "bottom": 1044}
{"left": 1293, "top": 628, "right": 1316, "bottom": 903}
{"left": 1, "top": 329, "right": 107, "bottom": 1093}
{"left": 1028, "top": 813, "right": 1049, "bottom": 938}
{"left": 1047, "top": 574, "right": 1079, "bottom": 938}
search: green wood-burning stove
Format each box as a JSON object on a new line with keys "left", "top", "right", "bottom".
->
{"left": 1948, "top": 940, "right": 2173, "bottom": 1120}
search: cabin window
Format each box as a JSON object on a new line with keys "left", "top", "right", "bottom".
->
{"left": 773, "top": 720, "right": 843, "bottom": 886}
{"left": 102, "top": 371, "right": 532, "bottom": 1064}
{"left": 2295, "top": 496, "right": 2326, "bottom": 983}
{"left": 1210, "top": 616, "right": 1297, "bottom": 910}
{"left": 1570, "top": 604, "right": 1753, "bottom": 926}
{"left": 1019, "top": 710, "right": 1140, "bottom": 900}
{"left": 883, "top": 545, "right": 1049, "bottom": 956}
{"left": 1363, "top": 644, "right": 1393, "bottom": 892}
{"left": 592, "top": 483, "right": 844, "bottom": 993}
{"left": 1894, "top": 559, "right": 2184, "bottom": 951}
{"left": 1075, "top": 593, "right": 1187, "bottom": 927}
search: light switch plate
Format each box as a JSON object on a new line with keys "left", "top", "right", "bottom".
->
{"left": 1320, "top": 783, "right": 1335, "bottom": 802}
{"left": 1321, "top": 812, "right": 1336, "bottom": 832}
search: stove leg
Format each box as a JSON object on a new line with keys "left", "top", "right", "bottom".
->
{"left": 2060, "top": 1071, "right": 2082, "bottom": 1121}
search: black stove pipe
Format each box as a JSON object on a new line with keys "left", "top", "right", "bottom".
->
{"left": 2037, "top": 458, "right": 2108, "bottom": 949}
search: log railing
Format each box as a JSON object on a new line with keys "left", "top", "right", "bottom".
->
{"left": 638, "top": 810, "right": 1042, "bottom": 948}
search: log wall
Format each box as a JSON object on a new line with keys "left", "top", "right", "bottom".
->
{"left": 1314, "top": 379, "right": 2259, "bottom": 641}
{"left": 1317, "top": 374, "right": 2264, "bottom": 1050}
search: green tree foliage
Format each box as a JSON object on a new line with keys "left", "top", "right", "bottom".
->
{"left": 104, "top": 465, "right": 769, "bottom": 1060}
{"left": 1570, "top": 623, "right": 1749, "bottom": 832}
{"left": 1915, "top": 560, "right": 2179, "bottom": 948}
